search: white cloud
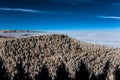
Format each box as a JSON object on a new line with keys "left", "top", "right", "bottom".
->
{"left": 1, "top": 30, "right": 120, "bottom": 48}
{"left": 0, "top": 8, "right": 40, "bottom": 13}
{"left": 98, "top": 16, "right": 120, "bottom": 20}
{"left": 47, "top": 30, "right": 120, "bottom": 48}
{"left": 0, "top": 8, "right": 69, "bottom": 14}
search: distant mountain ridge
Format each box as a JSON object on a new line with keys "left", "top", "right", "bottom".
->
{"left": 0, "top": 30, "right": 46, "bottom": 39}
{"left": 0, "top": 30, "right": 43, "bottom": 33}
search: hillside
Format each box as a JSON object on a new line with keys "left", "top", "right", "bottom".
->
{"left": 0, "top": 34, "right": 120, "bottom": 80}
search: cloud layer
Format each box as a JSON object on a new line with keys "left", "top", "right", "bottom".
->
{"left": 0, "top": 8, "right": 69, "bottom": 14}
{"left": 49, "top": 30, "right": 120, "bottom": 48}
{"left": 0, "top": 8, "right": 39, "bottom": 13}
{"left": 98, "top": 16, "right": 120, "bottom": 20}
{"left": 1, "top": 30, "right": 120, "bottom": 48}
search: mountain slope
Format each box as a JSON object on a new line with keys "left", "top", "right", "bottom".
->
{"left": 0, "top": 34, "right": 120, "bottom": 80}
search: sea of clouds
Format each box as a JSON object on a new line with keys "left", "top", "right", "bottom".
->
{"left": 48, "top": 30, "right": 120, "bottom": 48}
{"left": 0, "top": 30, "right": 120, "bottom": 48}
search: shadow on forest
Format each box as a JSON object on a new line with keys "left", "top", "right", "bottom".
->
{"left": 35, "top": 65, "right": 51, "bottom": 80}
{"left": 0, "top": 59, "right": 10, "bottom": 80}
{"left": 0, "top": 59, "right": 120, "bottom": 80}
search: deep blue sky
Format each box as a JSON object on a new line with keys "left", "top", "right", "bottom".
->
{"left": 0, "top": 0, "right": 120, "bottom": 30}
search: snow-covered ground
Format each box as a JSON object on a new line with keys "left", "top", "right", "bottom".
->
{"left": 0, "top": 30, "right": 120, "bottom": 48}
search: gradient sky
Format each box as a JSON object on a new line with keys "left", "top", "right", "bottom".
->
{"left": 0, "top": 0, "right": 120, "bottom": 30}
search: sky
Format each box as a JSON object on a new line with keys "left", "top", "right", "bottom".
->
{"left": 0, "top": 0, "right": 120, "bottom": 30}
